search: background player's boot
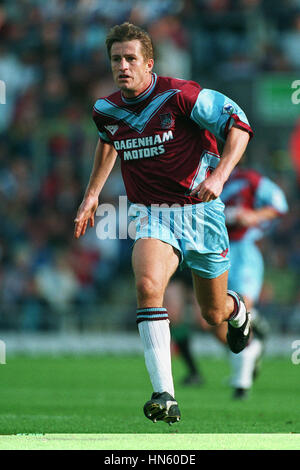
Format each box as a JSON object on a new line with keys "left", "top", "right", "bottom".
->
{"left": 227, "top": 293, "right": 251, "bottom": 354}
{"left": 143, "top": 392, "right": 181, "bottom": 425}
{"left": 233, "top": 387, "right": 249, "bottom": 400}
{"left": 182, "top": 372, "right": 204, "bottom": 386}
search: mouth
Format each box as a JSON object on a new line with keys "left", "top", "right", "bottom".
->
{"left": 118, "top": 74, "right": 131, "bottom": 80}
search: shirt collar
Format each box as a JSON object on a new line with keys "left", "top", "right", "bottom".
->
{"left": 121, "top": 73, "right": 157, "bottom": 105}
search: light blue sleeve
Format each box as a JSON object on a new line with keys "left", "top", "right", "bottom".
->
{"left": 190, "top": 89, "right": 251, "bottom": 142}
{"left": 255, "top": 177, "right": 288, "bottom": 214}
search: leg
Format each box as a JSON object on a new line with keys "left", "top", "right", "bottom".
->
{"left": 165, "top": 279, "right": 204, "bottom": 385}
{"left": 191, "top": 270, "right": 234, "bottom": 325}
{"left": 132, "top": 238, "right": 179, "bottom": 308}
{"left": 225, "top": 242, "right": 267, "bottom": 398}
{"left": 210, "top": 295, "right": 254, "bottom": 345}
{"left": 191, "top": 280, "right": 262, "bottom": 397}
{"left": 228, "top": 296, "right": 268, "bottom": 399}
{"left": 132, "top": 238, "right": 181, "bottom": 423}
{"left": 164, "top": 280, "right": 185, "bottom": 325}
{"left": 204, "top": 292, "right": 261, "bottom": 398}
{"left": 230, "top": 336, "right": 264, "bottom": 399}
{"left": 192, "top": 270, "right": 251, "bottom": 354}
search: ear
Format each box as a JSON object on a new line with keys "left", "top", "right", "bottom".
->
{"left": 146, "top": 58, "right": 154, "bottom": 72}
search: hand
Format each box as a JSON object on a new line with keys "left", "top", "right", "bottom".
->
{"left": 190, "top": 173, "right": 225, "bottom": 202}
{"left": 74, "top": 195, "right": 99, "bottom": 238}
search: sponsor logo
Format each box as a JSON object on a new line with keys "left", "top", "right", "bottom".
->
{"left": 114, "top": 131, "right": 174, "bottom": 160}
{"left": 222, "top": 103, "right": 235, "bottom": 115}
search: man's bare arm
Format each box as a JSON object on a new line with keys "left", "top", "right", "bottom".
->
{"left": 190, "top": 127, "right": 250, "bottom": 202}
{"left": 227, "top": 206, "right": 281, "bottom": 228}
{"left": 74, "top": 140, "right": 117, "bottom": 238}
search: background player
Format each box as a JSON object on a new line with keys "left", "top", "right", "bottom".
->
{"left": 167, "top": 166, "right": 288, "bottom": 398}
{"left": 164, "top": 269, "right": 205, "bottom": 386}
{"left": 74, "top": 22, "right": 254, "bottom": 424}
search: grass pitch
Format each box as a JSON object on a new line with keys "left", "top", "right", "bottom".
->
{"left": 0, "top": 354, "right": 299, "bottom": 449}
{"left": 0, "top": 433, "right": 299, "bottom": 450}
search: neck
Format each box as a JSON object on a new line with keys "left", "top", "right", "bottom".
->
{"left": 122, "top": 73, "right": 153, "bottom": 99}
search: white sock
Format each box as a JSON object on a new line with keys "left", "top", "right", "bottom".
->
{"left": 230, "top": 338, "right": 263, "bottom": 389}
{"left": 137, "top": 308, "right": 174, "bottom": 397}
{"left": 228, "top": 291, "right": 247, "bottom": 328}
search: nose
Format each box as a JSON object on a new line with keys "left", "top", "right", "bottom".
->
{"left": 119, "top": 58, "right": 129, "bottom": 71}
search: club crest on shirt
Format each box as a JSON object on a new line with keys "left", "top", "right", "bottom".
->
{"left": 159, "top": 113, "right": 174, "bottom": 129}
{"left": 104, "top": 124, "right": 119, "bottom": 135}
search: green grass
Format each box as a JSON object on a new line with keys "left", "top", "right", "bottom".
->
{"left": 0, "top": 354, "right": 299, "bottom": 435}
{"left": 0, "top": 433, "right": 299, "bottom": 450}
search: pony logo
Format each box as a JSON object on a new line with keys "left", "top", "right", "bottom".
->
{"left": 104, "top": 124, "right": 119, "bottom": 135}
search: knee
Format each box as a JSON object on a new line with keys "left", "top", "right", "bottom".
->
{"left": 201, "top": 306, "right": 224, "bottom": 326}
{"left": 136, "top": 275, "right": 162, "bottom": 302}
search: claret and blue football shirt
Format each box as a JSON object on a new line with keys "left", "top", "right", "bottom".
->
{"left": 93, "top": 73, "right": 253, "bottom": 206}
{"left": 221, "top": 168, "right": 288, "bottom": 241}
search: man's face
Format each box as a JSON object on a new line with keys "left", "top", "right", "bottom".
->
{"left": 110, "top": 40, "right": 154, "bottom": 97}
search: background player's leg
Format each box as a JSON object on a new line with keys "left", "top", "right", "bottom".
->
{"left": 228, "top": 296, "right": 267, "bottom": 399}
{"left": 230, "top": 336, "right": 264, "bottom": 399}
{"left": 165, "top": 280, "right": 204, "bottom": 385}
{"left": 132, "top": 238, "right": 179, "bottom": 399}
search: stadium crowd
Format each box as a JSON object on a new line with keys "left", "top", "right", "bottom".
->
{"left": 0, "top": 0, "right": 299, "bottom": 331}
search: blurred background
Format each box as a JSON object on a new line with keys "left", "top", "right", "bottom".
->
{"left": 0, "top": 0, "right": 299, "bottom": 355}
